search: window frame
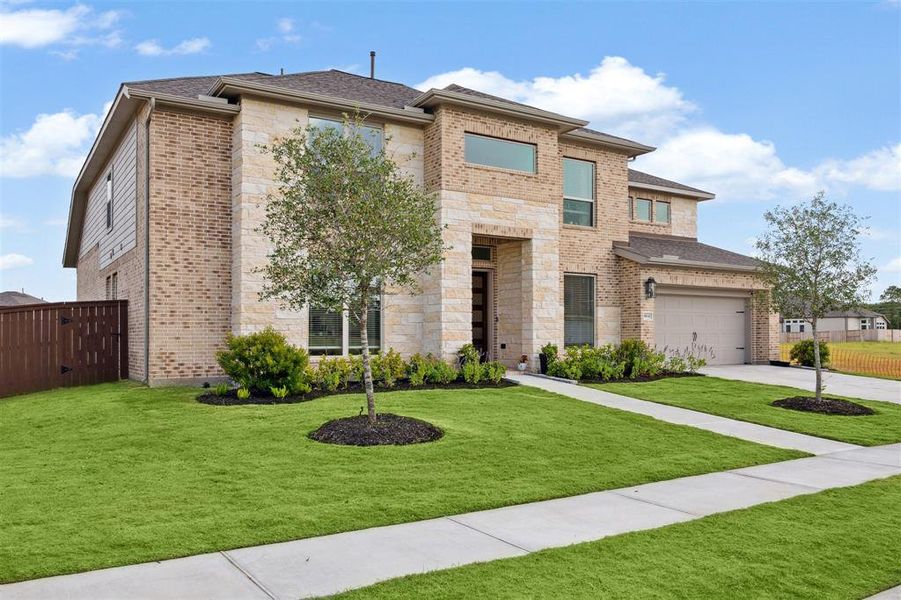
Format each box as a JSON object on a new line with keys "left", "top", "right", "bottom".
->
{"left": 308, "top": 115, "right": 384, "bottom": 156}
{"left": 632, "top": 197, "right": 652, "bottom": 222}
{"left": 105, "top": 172, "right": 113, "bottom": 231}
{"left": 308, "top": 294, "right": 384, "bottom": 356}
{"left": 463, "top": 132, "right": 537, "bottom": 174}
{"left": 655, "top": 200, "right": 671, "bottom": 224}
{"left": 563, "top": 273, "right": 596, "bottom": 348}
{"left": 562, "top": 157, "right": 595, "bottom": 227}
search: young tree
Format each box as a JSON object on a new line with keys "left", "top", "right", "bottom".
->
{"left": 755, "top": 192, "right": 876, "bottom": 400}
{"left": 259, "top": 115, "right": 446, "bottom": 424}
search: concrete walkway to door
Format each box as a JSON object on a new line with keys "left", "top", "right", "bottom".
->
{"left": 701, "top": 364, "right": 901, "bottom": 404}
{"left": 505, "top": 372, "right": 858, "bottom": 455}
{"left": 3, "top": 443, "right": 897, "bottom": 600}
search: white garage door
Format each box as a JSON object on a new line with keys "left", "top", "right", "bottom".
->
{"left": 655, "top": 294, "right": 748, "bottom": 365}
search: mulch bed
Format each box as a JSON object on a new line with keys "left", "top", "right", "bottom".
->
{"left": 309, "top": 413, "right": 444, "bottom": 446}
{"left": 580, "top": 372, "right": 705, "bottom": 385}
{"left": 771, "top": 396, "right": 875, "bottom": 416}
{"left": 197, "top": 379, "right": 517, "bottom": 406}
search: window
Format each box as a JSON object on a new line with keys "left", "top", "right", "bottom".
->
{"left": 564, "top": 274, "right": 595, "bottom": 347}
{"left": 309, "top": 296, "right": 382, "bottom": 355}
{"left": 105, "top": 275, "right": 111, "bottom": 300}
{"left": 633, "top": 198, "right": 652, "bottom": 222}
{"left": 655, "top": 201, "right": 671, "bottom": 224}
{"left": 111, "top": 272, "right": 118, "bottom": 300}
{"left": 464, "top": 133, "right": 536, "bottom": 173}
{"left": 105, "top": 173, "right": 113, "bottom": 230}
{"left": 472, "top": 246, "right": 492, "bottom": 261}
{"left": 876, "top": 320, "right": 886, "bottom": 330}
{"left": 309, "top": 116, "right": 383, "bottom": 156}
{"left": 800, "top": 324, "right": 805, "bottom": 332}
{"left": 563, "top": 157, "right": 595, "bottom": 226}
{"left": 860, "top": 319, "right": 870, "bottom": 331}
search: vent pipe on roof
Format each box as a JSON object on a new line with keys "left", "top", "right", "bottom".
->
{"left": 370, "top": 51, "right": 375, "bottom": 79}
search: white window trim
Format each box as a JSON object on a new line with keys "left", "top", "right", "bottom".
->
{"left": 308, "top": 294, "right": 384, "bottom": 356}
{"left": 563, "top": 157, "right": 595, "bottom": 227}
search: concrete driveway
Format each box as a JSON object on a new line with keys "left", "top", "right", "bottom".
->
{"left": 701, "top": 365, "right": 901, "bottom": 404}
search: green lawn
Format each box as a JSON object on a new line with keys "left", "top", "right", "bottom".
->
{"left": 780, "top": 341, "right": 901, "bottom": 380}
{"left": 336, "top": 476, "right": 901, "bottom": 599}
{"left": 589, "top": 376, "right": 901, "bottom": 446}
{"left": 0, "top": 382, "right": 800, "bottom": 584}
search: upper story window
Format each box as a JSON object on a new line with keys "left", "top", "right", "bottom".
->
{"left": 563, "top": 158, "right": 595, "bottom": 227}
{"left": 105, "top": 173, "right": 113, "bottom": 231}
{"left": 309, "top": 116, "right": 383, "bottom": 156}
{"left": 633, "top": 198, "right": 652, "bottom": 222}
{"left": 655, "top": 201, "right": 671, "bottom": 224}
{"left": 464, "top": 133, "right": 536, "bottom": 173}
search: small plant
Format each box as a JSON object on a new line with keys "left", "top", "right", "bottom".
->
{"left": 376, "top": 348, "right": 405, "bottom": 388}
{"left": 270, "top": 386, "right": 289, "bottom": 399}
{"left": 790, "top": 339, "right": 830, "bottom": 368}
{"left": 547, "top": 358, "right": 582, "bottom": 381}
{"left": 664, "top": 354, "right": 687, "bottom": 374}
{"left": 427, "top": 357, "right": 459, "bottom": 384}
{"left": 482, "top": 361, "right": 506, "bottom": 384}
{"left": 407, "top": 353, "right": 430, "bottom": 387}
{"left": 458, "top": 343, "right": 480, "bottom": 365}
{"left": 462, "top": 358, "right": 483, "bottom": 384}
{"left": 539, "top": 342, "right": 558, "bottom": 363}
{"left": 216, "top": 327, "right": 312, "bottom": 394}
{"left": 236, "top": 387, "right": 251, "bottom": 400}
{"left": 314, "top": 357, "right": 344, "bottom": 392}
{"left": 213, "top": 383, "right": 230, "bottom": 396}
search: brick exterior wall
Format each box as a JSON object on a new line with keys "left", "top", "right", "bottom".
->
{"left": 146, "top": 108, "right": 233, "bottom": 384}
{"left": 627, "top": 188, "right": 698, "bottom": 238}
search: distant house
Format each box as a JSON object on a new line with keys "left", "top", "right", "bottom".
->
{"left": 0, "top": 291, "right": 47, "bottom": 307}
{"left": 782, "top": 309, "right": 888, "bottom": 333}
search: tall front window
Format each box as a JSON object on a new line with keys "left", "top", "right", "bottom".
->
{"left": 105, "top": 173, "right": 113, "bottom": 230}
{"left": 464, "top": 133, "right": 536, "bottom": 173}
{"left": 309, "top": 116, "right": 383, "bottom": 155}
{"left": 309, "top": 296, "right": 382, "bottom": 355}
{"left": 564, "top": 274, "right": 595, "bottom": 347}
{"left": 563, "top": 157, "right": 595, "bottom": 226}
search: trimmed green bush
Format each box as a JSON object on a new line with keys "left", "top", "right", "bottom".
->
{"left": 371, "top": 348, "right": 405, "bottom": 388}
{"left": 314, "top": 356, "right": 352, "bottom": 392}
{"left": 427, "top": 358, "right": 459, "bottom": 385}
{"left": 482, "top": 361, "right": 507, "bottom": 384}
{"left": 216, "top": 327, "right": 312, "bottom": 395}
{"left": 790, "top": 339, "right": 830, "bottom": 367}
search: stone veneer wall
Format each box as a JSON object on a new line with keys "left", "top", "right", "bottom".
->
{"left": 147, "top": 108, "right": 232, "bottom": 384}
{"left": 617, "top": 258, "right": 779, "bottom": 363}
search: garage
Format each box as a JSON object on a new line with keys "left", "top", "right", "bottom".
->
{"left": 655, "top": 293, "right": 748, "bottom": 365}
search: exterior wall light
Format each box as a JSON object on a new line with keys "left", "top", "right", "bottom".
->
{"left": 644, "top": 277, "right": 657, "bottom": 299}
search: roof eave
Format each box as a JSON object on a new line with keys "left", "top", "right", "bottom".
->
{"left": 561, "top": 129, "right": 655, "bottom": 157}
{"left": 613, "top": 247, "right": 760, "bottom": 273}
{"left": 411, "top": 88, "right": 588, "bottom": 132}
{"left": 210, "top": 77, "right": 435, "bottom": 124}
{"left": 628, "top": 181, "right": 716, "bottom": 200}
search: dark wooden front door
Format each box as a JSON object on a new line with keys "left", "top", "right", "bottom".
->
{"left": 472, "top": 271, "right": 489, "bottom": 356}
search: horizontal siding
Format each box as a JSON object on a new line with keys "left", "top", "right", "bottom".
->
{"left": 80, "top": 119, "right": 138, "bottom": 269}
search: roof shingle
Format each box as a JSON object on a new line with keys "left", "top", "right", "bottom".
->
{"left": 615, "top": 233, "right": 759, "bottom": 269}
{"left": 628, "top": 169, "right": 713, "bottom": 197}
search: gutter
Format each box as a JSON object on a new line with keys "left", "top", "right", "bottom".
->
{"left": 561, "top": 128, "right": 655, "bottom": 157}
{"left": 144, "top": 97, "right": 155, "bottom": 383}
{"left": 126, "top": 87, "right": 240, "bottom": 116}
{"left": 613, "top": 246, "right": 761, "bottom": 273}
{"left": 209, "top": 77, "right": 434, "bottom": 125}
{"left": 627, "top": 180, "right": 716, "bottom": 200}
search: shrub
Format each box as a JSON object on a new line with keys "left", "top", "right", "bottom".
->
{"left": 270, "top": 386, "right": 289, "bottom": 399}
{"left": 216, "top": 327, "right": 312, "bottom": 394}
{"left": 665, "top": 355, "right": 687, "bottom": 374}
{"left": 371, "top": 348, "right": 405, "bottom": 388}
{"left": 458, "top": 343, "right": 480, "bottom": 365}
{"left": 790, "top": 339, "right": 830, "bottom": 367}
{"left": 540, "top": 342, "right": 558, "bottom": 363}
{"left": 462, "top": 357, "right": 483, "bottom": 384}
{"left": 427, "top": 357, "right": 459, "bottom": 384}
{"left": 314, "top": 356, "right": 351, "bottom": 392}
{"left": 547, "top": 358, "right": 582, "bottom": 381}
{"left": 236, "top": 387, "right": 250, "bottom": 400}
{"left": 213, "top": 383, "right": 230, "bottom": 396}
{"left": 407, "top": 353, "right": 430, "bottom": 387}
{"left": 482, "top": 361, "right": 506, "bottom": 384}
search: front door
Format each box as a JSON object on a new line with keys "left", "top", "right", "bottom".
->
{"left": 472, "top": 271, "right": 489, "bottom": 357}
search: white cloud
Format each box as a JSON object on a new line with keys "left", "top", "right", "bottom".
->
{"left": 135, "top": 36, "right": 210, "bottom": 57}
{"left": 0, "top": 105, "right": 107, "bottom": 178}
{"left": 862, "top": 227, "right": 895, "bottom": 241}
{"left": 0, "top": 253, "right": 33, "bottom": 270}
{"left": 0, "top": 4, "right": 122, "bottom": 50}
{"left": 256, "top": 17, "right": 302, "bottom": 52}
{"left": 883, "top": 257, "right": 901, "bottom": 273}
{"left": 814, "top": 143, "right": 901, "bottom": 192}
{"left": 417, "top": 57, "right": 696, "bottom": 141}
{"left": 0, "top": 214, "right": 27, "bottom": 231}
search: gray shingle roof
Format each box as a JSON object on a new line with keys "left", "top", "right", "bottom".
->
{"left": 0, "top": 291, "right": 47, "bottom": 306}
{"left": 615, "top": 233, "right": 760, "bottom": 269}
{"left": 628, "top": 169, "right": 713, "bottom": 197}
{"left": 127, "top": 70, "right": 423, "bottom": 109}
{"left": 823, "top": 308, "right": 886, "bottom": 319}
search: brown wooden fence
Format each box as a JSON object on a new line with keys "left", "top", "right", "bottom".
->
{"left": 0, "top": 301, "right": 128, "bottom": 398}
{"left": 781, "top": 330, "right": 901, "bottom": 343}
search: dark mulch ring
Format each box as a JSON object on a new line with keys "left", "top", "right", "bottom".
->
{"left": 309, "top": 413, "right": 444, "bottom": 446}
{"left": 579, "top": 372, "right": 705, "bottom": 385}
{"left": 771, "top": 396, "right": 875, "bottom": 416}
{"left": 197, "top": 379, "right": 517, "bottom": 406}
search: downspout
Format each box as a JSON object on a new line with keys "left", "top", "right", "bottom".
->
{"left": 143, "top": 97, "right": 155, "bottom": 383}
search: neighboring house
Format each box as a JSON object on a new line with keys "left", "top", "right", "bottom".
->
{"left": 63, "top": 69, "right": 779, "bottom": 385}
{"left": 0, "top": 291, "right": 47, "bottom": 307}
{"left": 782, "top": 309, "right": 889, "bottom": 333}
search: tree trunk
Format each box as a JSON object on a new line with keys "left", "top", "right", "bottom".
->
{"left": 811, "top": 318, "right": 822, "bottom": 401}
{"left": 359, "top": 299, "right": 377, "bottom": 425}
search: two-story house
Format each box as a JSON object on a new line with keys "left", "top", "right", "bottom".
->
{"left": 63, "top": 69, "right": 779, "bottom": 386}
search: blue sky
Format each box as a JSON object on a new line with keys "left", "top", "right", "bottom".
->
{"left": 1, "top": 1, "right": 899, "bottom": 301}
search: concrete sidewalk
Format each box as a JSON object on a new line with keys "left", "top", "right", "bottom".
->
{"left": 506, "top": 372, "right": 858, "bottom": 455}
{"left": 701, "top": 364, "right": 901, "bottom": 404}
{"left": 2, "top": 444, "right": 898, "bottom": 600}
